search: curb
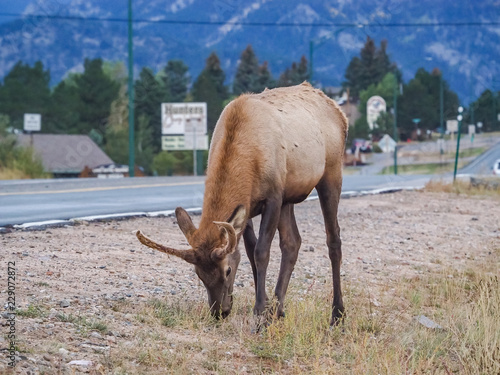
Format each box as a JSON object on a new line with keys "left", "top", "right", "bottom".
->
{"left": 1, "top": 187, "right": 420, "bottom": 232}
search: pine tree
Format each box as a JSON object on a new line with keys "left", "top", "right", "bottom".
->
{"left": 255, "top": 61, "right": 275, "bottom": 92}
{"left": 46, "top": 80, "right": 80, "bottom": 134}
{"left": 162, "top": 60, "right": 189, "bottom": 103}
{"left": 75, "top": 58, "right": 120, "bottom": 136}
{"left": 192, "top": 52, "right": 228, "bottom": 134}
{"left": 0, "top": 61, "right": 51, "bottom": 130}
{"left": 398, "top": 68, "right": 459, "bottom": 139}
{"left": 343, "top": 37, "right": 400, "bottom": 99}
{"left": 467, "top": 89, "right": 500, "bottom": 132}
{"left": 233, "top": 45, "right": 260, "bottom": 95}
{"left": 134, "top": 67, "right": 167, "bottom": 153}
{"left": 277, "top": 55, "right": 309, "bottom": 87}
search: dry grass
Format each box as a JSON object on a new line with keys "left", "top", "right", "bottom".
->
{"left": 17, "top": 258, "right": 499, "bottom": 374}
{"left": 424, "top": 179, "right": 500, "bottom": 199}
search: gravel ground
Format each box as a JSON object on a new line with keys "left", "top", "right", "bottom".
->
{"left": 0, "top": 190, "right": 499, "bottom": 373}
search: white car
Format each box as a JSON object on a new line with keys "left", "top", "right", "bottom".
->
{"left": 493, "top": 159, "right": 500, "bottom": 176}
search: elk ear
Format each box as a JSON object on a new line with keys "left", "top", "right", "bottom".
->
{"left": 175, "top": 207, "right": 196, "bottom": 244}
{"left": 227, "top": 205, "right": 247, "bottom": 235}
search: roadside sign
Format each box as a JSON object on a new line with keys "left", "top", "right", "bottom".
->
{"left": 161, "top": 135, "right": 209, "bottom": 151}
{"left": 446, "top": 120, "right": 458, "bottom": 133}
{"left": 24, "top": 113, "right": 41, "bottom": 132}
{"left": 468, "top": 124, "right": 475, "bottom": 134}
{"left": 162, "top": 135, "right": 186, "bottom": 150}
{"left": 161, "top": 103, "right": 207, "bottom": 135}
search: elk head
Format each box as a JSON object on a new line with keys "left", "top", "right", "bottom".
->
{"left": 136, "top": 205, "right": 246, "bottom": 319}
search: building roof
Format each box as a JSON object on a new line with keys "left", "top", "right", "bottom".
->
{"left": 17, "top": 134, "right": 114, "bottom": 174}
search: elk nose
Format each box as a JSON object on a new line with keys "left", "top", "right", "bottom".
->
{"left": 221, "top": 310, "right": 230, "bottom": 319}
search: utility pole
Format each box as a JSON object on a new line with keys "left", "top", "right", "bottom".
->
{"left": 127, "top": 0, "right": 135, "bottom": 177}
{"left": 309, "top": 41, "right": 314, "bottom": 83}
{"left": 393, "top": 82, "right": 399, "bottom": 175}
{"left": 439, "top": 72, "right": 444, "bottom": 154}
{"left": 453, "top": 106, "right": 464, "bottom": 181}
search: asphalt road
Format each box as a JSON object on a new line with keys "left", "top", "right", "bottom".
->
{"left": 2, "top": 140, "right": 498, "bottom": 227}
{"left": 0, "top": 174, "right": 432, "bottom": 227}
{"left": 458, "top": 141, "right": 500, "bottom": 175}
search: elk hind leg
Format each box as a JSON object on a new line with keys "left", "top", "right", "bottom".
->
{"left": 316, "top": 175, "right": 345, "bottom": 326}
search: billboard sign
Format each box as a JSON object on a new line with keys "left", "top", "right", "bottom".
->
{"left": 161, "top": 102, "right": 207, "bottom": 135}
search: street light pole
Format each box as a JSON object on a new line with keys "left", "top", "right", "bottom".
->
{"left": 453, "top": 106, "right": 464, "bottom": 182}
{"left": 127, "top": 0, "right": 135, "bottom": 177}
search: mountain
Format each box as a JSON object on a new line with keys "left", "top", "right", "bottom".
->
{"left": 0, "top": 0, "right": 499, "bottom": 104}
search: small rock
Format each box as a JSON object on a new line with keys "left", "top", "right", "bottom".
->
{"left": 68, "top": 360, "right": 93, "bottom": 367}
{"left": 416, "top": 315, "right": 443, "bottom": 329}
{"left": 471, "top": 217, "right": 478, "bottom": 221}
{"left": 42, "top": 354, "right": 52, "bottom": 362}
{"left": 90, "top": 332, "right": 102, "bottom": 339}
{"left": 107, "top": 336, "right": 116, "bottom": 343}
{"left": 60, "top": 300, "right": 70, "bottom": 308}
{"left": 170, "top": 290, "right": 177, "bottom": 295}
{"left": 98, "top": 266, "right": 106, "bottom": 269}
{"left": 22, "top": 251, "right": 29, "bottom": 256}
{"left": 58, "top": 348, "right": 69, "bottom": 356}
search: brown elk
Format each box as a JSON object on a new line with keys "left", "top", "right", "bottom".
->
{"left": 136, "top": 82, "right": 348, "bottom": 325}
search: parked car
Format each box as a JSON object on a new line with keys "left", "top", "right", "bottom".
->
{"left": 351, "top": 138, "right": 372, "bottom": 154}
{"left": 493, "top": 159, "right": 500, "bottom": 176}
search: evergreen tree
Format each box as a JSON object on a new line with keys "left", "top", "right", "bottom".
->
{"left": 466, "top": 89, "right": 500, "bottom": 132}
{"left": 162, "top": 60, "right": 190, "bottom": 102}
{"left": 134, "top": 67, "right": 167, "bottom": 153}
{"left": 46, "top": 80, "right": 80, "bottom": 134}
{"left": 105, "top": 84, "right": 129, "bottom": 164}
{"left": 343, "top": 37, "right": 399, "bottom": 98}
{"left": 277, "top": 55, "right": 309, "bottom": 87}
{"left": 0, "top": 61, "right": 51, "bottom": 130}
{"left": 255, "top": 61, "right": 275, "bottom": 91}
{"left": 398, "top": 68, "right": 459, "bottom": 139}
{"left": 192, "top": 52, "right": 228, "bottom": 134}
{"left": 75, "top": 58, "right": 120, "bottom": 136}
{"left": 233, "top": 45, "right": 260, "bottom": 94}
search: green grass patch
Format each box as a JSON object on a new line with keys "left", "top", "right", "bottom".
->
{"left": 379, "top": 162, "right": 463, "bottom": 175}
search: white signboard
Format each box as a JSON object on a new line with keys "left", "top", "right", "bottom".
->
{"left": 468, "top": 124, "right": 475, "bottom": 134}
{"left": 24, "top": 113, "right": 41, "bottom": 132}
{"left": 367, "top": 96, "right": 386, "bottom": 130}
{"left": 377, "top": 134, "right": 396, "bottom": 153}
{"left": 161, "top": 102, "right": 207, "bottom": 135}
{"left": 161, "top": 135, "right": 209, "bottom": 151}
{"left": 446, "top": 120, "right": 458, "bottom": 133}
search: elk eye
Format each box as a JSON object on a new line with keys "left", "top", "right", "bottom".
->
{"left": 225, "top": 267, "right": 232, "bottom": 277}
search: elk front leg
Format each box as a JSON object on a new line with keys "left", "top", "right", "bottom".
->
{"left": 274, "top": 204, "right": 301, "bottom": 318}
{"left": 243, "top": 219, "right": 258, "bottom": 295}
{"left": 253, "top": 198, "right": 281, "bottom": 316}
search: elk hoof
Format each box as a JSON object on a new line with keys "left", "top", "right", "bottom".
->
{"left": 330, "top": 307, "right": 345, "bottom": 326}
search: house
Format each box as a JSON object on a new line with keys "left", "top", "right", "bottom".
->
{"left": 16, "top": 134, "right": 114, "bottom": 178}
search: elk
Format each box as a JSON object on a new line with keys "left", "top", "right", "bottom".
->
{"left": 136, "top": 82, "right": 348, "bottom": 325}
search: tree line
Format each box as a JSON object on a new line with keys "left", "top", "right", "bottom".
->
{"left": 343, "top": 37, "right": 500, "bottom": 143}
{"left": 1, "top": 39, "right": 499, "bottom": 177}
{"left": 0, "top": 45, "right": 310, "bottom": 175}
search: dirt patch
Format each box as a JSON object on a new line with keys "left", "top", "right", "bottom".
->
{"left": 0, "top": 191, "right": 499, "bottom": 374}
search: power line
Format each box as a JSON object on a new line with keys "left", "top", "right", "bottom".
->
{"left": 0, "top": 12, "right": 499, "bottom": 28}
